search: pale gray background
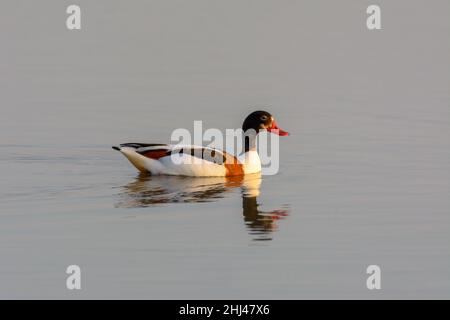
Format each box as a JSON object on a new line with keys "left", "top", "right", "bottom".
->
{"left": 0, "top": 0, "right": 449, "bottom": 298}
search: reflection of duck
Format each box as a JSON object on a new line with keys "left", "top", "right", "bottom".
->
{"left": 241, "top": 177, "right": 289, "bottom": 241}
{"left": 116, "top": 174, "right": 289, "bottom": 241}
{"left": 115, "top": 174, "right": 244, "bottom": 206}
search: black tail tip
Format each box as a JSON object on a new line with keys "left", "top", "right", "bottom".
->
{"left": 112, "top": 146, "right": 121, "bottom": 151}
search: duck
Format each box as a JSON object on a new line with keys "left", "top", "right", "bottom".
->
{"left": 112, "top": 110, "right": 289, "bottom": 177}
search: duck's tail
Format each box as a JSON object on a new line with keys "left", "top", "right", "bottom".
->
{"left": 112, "top": 146, "right": 149, "bottom": 173}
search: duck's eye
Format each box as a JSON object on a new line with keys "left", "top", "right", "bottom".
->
{"left": 260, "top": 115, "right": 268, "bottom": 121}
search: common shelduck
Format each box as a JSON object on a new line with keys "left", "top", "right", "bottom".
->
{"left": 113, "top": 110, "right": 289, "bottom": 177}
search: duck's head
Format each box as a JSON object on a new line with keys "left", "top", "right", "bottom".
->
{"left": 242, "top": 110, "right": 289, "bottom": 136}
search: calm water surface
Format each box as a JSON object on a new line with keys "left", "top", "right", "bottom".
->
{"left": 1, "top": 1, "right": 449, "bottom": 298}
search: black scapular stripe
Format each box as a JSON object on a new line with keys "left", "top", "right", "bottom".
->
{"left": 171, "top": 147, "right": 227, "bottom": 165}
{"left": 120, "top": 143, "right": 168, "bottom": 149}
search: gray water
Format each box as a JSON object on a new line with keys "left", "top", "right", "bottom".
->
{"left": 1, "top": 0, "right": 449, "bottom": 299}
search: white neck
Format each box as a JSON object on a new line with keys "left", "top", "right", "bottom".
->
{"left": 239, "top": 150, "right": 261, "bottom": 174}
{"left": 240, "top": 132, "right": 261, "bottom": 174}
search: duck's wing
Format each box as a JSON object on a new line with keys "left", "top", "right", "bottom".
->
{"left": 169, "top": 146, "right": 244, "bottom": 176}
{"left": 169, "top": 145, "right": 242, "bottom": 165}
